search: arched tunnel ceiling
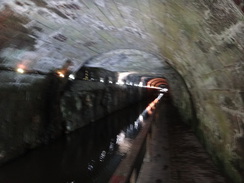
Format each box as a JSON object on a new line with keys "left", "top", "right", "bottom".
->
{"left": 0, "top": 0, "right": 243, "bottom": 78}
{"left": 84, "top": 49, "right": 168, "bottom": 75}
{"left": 0, "top": 0, "right": 167, "bottom": 74}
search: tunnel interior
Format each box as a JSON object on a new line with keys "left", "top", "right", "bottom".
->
{"left": 0, "top": 0, "right": 244, "bottom": 183}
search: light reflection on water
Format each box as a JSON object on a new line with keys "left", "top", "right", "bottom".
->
{"left": 0, "top": 100, "right": 151, "bottom": 183}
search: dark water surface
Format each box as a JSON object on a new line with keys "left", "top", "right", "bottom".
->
{"left": 0, "top": 101, "right": 151, "bottom": 183}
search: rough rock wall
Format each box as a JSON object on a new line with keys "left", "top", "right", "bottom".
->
{"left": 0, "top": 70, "right": 151, "bottom": 166}
{"left": 233, "top": 0, "right": 244, "bottom": 12}
{"left": 159, "top": 1, "right": 244, "bottom": 182}
{"left": 0, "top": 71, "right": 65, "bottom": 165}
{"left": 60, "top": 80, "right": 150, "bottom": 133}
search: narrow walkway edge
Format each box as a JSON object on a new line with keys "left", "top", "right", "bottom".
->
{"left": 137, "top": 99, "right": 231, "bottom": 183}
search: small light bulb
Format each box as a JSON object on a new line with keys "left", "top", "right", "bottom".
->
{"left": 17, "top": 68, "right": 25, "bottom": 74}
{"left": 100, "top": 78, "right": 104, "bottom": 83}
{"left": 57, "top": 71, "right": 65, "bottom": 78}
{"left": 69, "top": 74, "right": 75, "bottom": 80}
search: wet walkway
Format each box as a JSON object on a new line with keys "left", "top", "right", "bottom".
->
{"left": 137, "top": 98, "right": 232, "bottom": 183}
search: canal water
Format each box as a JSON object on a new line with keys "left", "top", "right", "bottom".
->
{"left": 0, "top": 100, "right": 152, "bottom": 183}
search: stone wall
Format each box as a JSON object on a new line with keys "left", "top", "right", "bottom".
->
{"left": 0, "top": 71, "right": 63, "bottom": 165}
{"left": 60, "top": 80, "right": 150, "bottom": 133}
{"left": 233, "top": 0, "right": 244, "bottom": 12}
{"left": 0, "top": 70, "right": 151, "bottom": 166}
{"left": 158, "top": 1, "right": 244, "bottom": 182}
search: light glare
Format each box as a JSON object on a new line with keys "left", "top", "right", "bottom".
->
{"left": 17, "top": 68, "right": 25, "bottom": 74}
{"left": 69, "top": 74, "right": 75, "bottom": 80}
{"left": 100, "top": 78, "right": 104, "bottom": 83}
{"left": 57, "top": 71, "right": 65, "bottom": 78}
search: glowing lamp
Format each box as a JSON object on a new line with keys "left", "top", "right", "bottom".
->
{"left": 17, "top": 68, "right": 25, "bottom": 74}
{"left": 57, "top": 71, "right": 65, "bottom": 78}
{"left": 68, "top": 74, "right": 75, "bottom": 80}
